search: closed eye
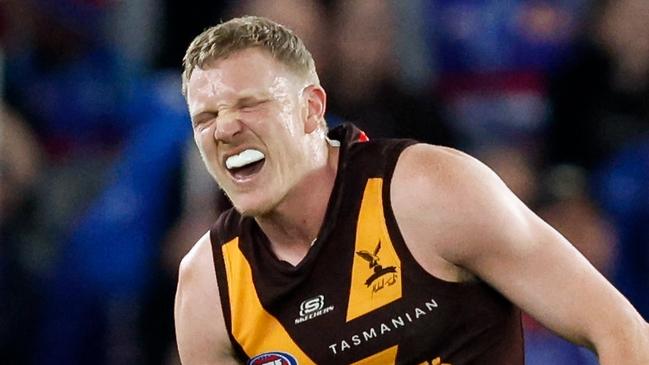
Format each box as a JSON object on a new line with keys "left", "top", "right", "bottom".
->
{"left": 239, "top": 98, "right": 269, "bottom": 112}
{"left": 191, "top": 112, "right": 218, "bottom": 127}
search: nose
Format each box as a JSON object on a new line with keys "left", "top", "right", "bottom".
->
{"left": 214, "top": 111, "right": 242, "bottom": 143}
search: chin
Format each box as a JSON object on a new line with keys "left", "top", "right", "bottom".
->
{"left": 236, "top": 206, "right": 265, "bottom": 217}
{"left": 228, "top": 186, "right": 288, "bottom": 218}
{"left": 232, "top": 197, "right": 277, "bottom": 218}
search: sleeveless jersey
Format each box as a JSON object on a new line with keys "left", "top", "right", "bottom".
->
{"left": 210, "top": 123, "right": 524, "bottom": 365}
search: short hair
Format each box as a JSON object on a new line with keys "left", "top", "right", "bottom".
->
{"left": 182, "top": 16, "right": 318, "bottom": 97}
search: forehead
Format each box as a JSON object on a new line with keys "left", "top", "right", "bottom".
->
{"left": 187, "top": 48, "right": 299, "bottom": 106}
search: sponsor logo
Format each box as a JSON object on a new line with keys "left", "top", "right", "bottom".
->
{"left": 248, "top": 352, "right": 298, "bottom": 365}
{"left": 355, "top": 240, "right": 398, "bottom": 293}
{"left": 300, "top": 295, "right": 324, "bottom": 316}
{"left": 295, "top": 295, "right": 334, "bottom": 324}
{"left": 329, "top": 298, "right": 439, "bottom": 355}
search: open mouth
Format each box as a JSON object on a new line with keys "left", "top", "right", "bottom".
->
{"left": 225, "top": 149, "right": 266, "bottom": 181}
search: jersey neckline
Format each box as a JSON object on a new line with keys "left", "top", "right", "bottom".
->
{"left": 244, "top": 123, "right": 366, "bottom": 274}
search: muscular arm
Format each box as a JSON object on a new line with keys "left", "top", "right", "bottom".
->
{"left": 392, "top": 144, "right": 649, "bottom": 364}
{"left": 175, "top": 233, "right": 240, "bottom": 365}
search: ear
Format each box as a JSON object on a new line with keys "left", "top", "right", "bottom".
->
{"left": 302, "top": 85, "right": 327, "bottom": 134}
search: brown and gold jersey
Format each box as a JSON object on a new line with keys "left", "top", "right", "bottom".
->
{"left": 210, "top": 124, "right": 524, "bottom": 365}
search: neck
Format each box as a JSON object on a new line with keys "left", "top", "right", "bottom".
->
{"left": 255, "top": 143, "right": 340, "bottom": 265}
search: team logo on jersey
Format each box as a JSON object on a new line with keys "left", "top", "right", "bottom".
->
{"left": 248, "top": 351, "right": 298, "bottom": 365}
{"left": 355, "top": 240, "right": 398, "bottom": 292}
{"left": 295, "top": 294, "right": 335, "bottom": 324}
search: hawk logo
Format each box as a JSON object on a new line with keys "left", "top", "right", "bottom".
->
{"left": 355, "top": 240, "right": 398, "bottom": 292}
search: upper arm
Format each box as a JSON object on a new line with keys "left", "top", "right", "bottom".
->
{"left": 175, "top": 232, "right": 239, "bottom": 365}
{"left": 392, "top": 144, "right": 647, "bottom": 352}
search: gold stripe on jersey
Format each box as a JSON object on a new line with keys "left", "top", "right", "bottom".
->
{"left": 346, "top": 178, "right": 402, "bottom": 322}
{"left": 222, "top": 238, "right": 316, "bottom": 364}
{"left": 351, "top": 345, "right": 398, "bottom": 364}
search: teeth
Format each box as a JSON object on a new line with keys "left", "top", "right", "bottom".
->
{"left": 225, "top": 149, "right": 265, "bottom": 169}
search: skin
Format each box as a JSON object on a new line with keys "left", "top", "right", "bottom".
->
{"left": 391, "top": 145, "right": 649, "bottom": 363}
{"left": 175, "top": 48, "right": 649, "bottom": 364}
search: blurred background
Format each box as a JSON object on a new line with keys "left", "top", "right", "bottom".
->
{"left": 1, "top": 0, "right": 648, "bottom": 364}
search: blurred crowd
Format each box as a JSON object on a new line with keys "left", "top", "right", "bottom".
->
{"left": 1, "top": 0, "right": 648, "bottom": 364}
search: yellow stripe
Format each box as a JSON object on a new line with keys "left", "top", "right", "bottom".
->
{"left": 351, "top": 345, "right": 398, "bottom": 364}
{"left": 222, "top": 238, "right": 316, "bottom": 364}
{"left": 346, "top": 178, "right": 402, "bottom": 321}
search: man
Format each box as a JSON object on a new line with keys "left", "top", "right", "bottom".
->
{"left": 175, "top": 16, "right": 649, "bottom": 364}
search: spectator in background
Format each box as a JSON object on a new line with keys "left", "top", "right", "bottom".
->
{"left": 418, "top": 0, "right": 586, "bottom": 212}
{"left": 32, "top": 75, "right": 190, "bottom": 365}
{"left": 230, "top": 0, "right": 331, "bottom": 81}
{"left": 595, "top": 140, "right": 649, "bottom": 321}
{"left": 4, "top": 0, "right": 132, "bottom": 157}
{"left": 0, "top": 1, "right": 192, "bottom": 364}
{"left": 428, "top": 0, "right": 585, "bottom": 154}
{"left": 546, "top": 0, "right": 649, "bottom": 320}
{"left": 546, "top": 0, "right": 649, "bottom": 170}
{"left": 154, "top": 0, "right": 227, "bottom": 71}
{"left": 326, "top": 0, "right": 456, "bottom": 146}
{"left": 2, "top": 0, "right": 135, "bottom": 256}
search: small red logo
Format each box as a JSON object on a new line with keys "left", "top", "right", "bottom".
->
{"left": 248, "top": 352, "right": 298, "bottom": 365}
{"left": 358, "top": 131, "right": 369, "bottom": 142}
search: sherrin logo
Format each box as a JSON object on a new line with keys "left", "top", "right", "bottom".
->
{"left": 248, "top": 351, "right": 298, "bottom": 365}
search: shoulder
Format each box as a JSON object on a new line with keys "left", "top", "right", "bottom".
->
{"left": 175, "top": 232, "right": 235, "bottom": 363}
{"left": 391, "top": 143, "right": 511, "bottom": 223}
{"left": 176, "top": 232, "right": 220, "bottom": 330}
{"left": 178, "top": 232, "right": 215, "bottom": 289}
{"left": 393, "top": 143, "right": 501, "bottom": 196}
{"left": 391, "top": 143, "right": 530, "bottom": 269}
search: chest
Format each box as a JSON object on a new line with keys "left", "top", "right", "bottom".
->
{"left": 220, "top": 178, "right": 518, "bottom": 364}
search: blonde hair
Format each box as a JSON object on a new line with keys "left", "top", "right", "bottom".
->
{"left": 182, "top": 16, "right": 318, "bottom": 96}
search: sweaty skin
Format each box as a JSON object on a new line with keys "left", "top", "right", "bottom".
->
{"left": 187, "top": 49, "right": 328, "bottom": 218}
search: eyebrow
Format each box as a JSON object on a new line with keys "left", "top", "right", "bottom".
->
{"left": 236, "top": 95, "right": 270, "bottom": 106}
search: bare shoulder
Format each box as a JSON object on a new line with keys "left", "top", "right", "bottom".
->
{"left": 175, "top": 232, "right": 238, "bottom": 364}
{"left": 393, "top": 143, "right": 501, "bottom": 199}
{"left": 391, "top": 143, "right": 526, "bottom": 277}
{"left": 178, "top": 232, "right": 214, "bottom": 284}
